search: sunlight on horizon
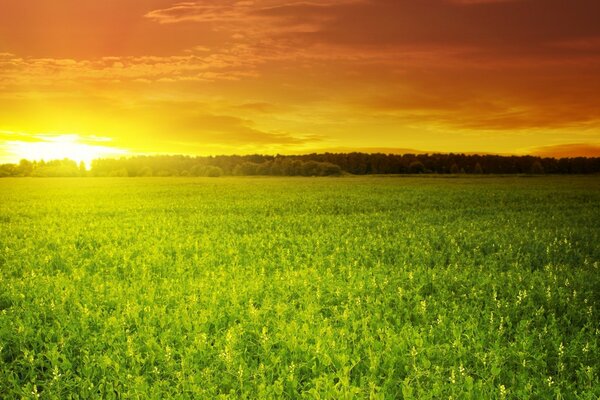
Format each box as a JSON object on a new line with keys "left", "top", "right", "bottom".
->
{"left": 3, "top": 134, "right": 129, "bottom": 168}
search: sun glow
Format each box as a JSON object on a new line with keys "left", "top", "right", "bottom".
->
{"left": 4, "top": 134, "right": 129, "bottom": 168}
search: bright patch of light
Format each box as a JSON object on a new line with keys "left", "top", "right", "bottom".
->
{"left": 4, "top": 134, "right": 129, "bottom": 168}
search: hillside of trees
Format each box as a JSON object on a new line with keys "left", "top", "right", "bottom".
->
{"left": 1, "top": 153, "right": 600, "bottom": 177}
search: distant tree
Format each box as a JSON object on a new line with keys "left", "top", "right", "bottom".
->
{"left": 155, "top": 169, "right": 177, "bottom": 177}
{"left": 234, "top": 162, "right": 260, "bottom": 176}
{"left": 409, "top": 161, "right": 426, "bottom": 174}
{"left": 289, "top": 160, "right": 303, "bottom": 176}
{"left": 320, "top": 162, "right": 342, "bottom": 176}
{"left": 270, "top": 158, "right": 285, "bottom": 176}
{"left": 190, "top": 164, "right": 206, "bottom": 177}
{"left": 450, "top": 163, "right": 460, "bottom": 174}
{"left": 0, "top": 164, "right": 17, "bottom": 177}
{"left": 205, "top": 166, "right": 223, "bottom": 177}
{"left": 109, "top": 168, "right": 129, "bottom": 177}
{"left": 530, "top": 160, "right": 544, "bottom": 174}
{"left": 301, "top": 161, "right": 321, "bottom": 176}
{"left": 256, "top": 161, "right": 272, "bottom": 175}
{"left": 79, "top": 161, "right": 87, "bottom": 177}
{"left": 473, "top": 162, "right": 483, "bottom": 174}
{"left": 139, "top": 166, "right": 153, "bottom": 177}
{"left": 32, "top": 159, "right": 79, "bottom": 177}
{"left": 18, "top": 159, "right": 34, "bottom": 176}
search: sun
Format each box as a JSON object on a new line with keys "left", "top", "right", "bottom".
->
{"left": 5, "top": 134, "right": 129, "bottom": 168}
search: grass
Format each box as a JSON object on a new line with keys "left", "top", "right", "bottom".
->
{"left": 0, "top": 176, "right": 599, "bottom": 399}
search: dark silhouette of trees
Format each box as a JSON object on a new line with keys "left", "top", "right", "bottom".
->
{"left": 530, "top": 160, "right": 545, "bottom": 174}
{"left": 31, "top": 159, "right": 80, "bottom": 177}
{"left": 409, "top": 161, "right": 426, "bottom": 174}
{"left": 233, "top": 162, "right": 261, "bottom": 176}
{"left": 191, "top": 165, "right": 223, "bottom": 177}
{"left": 18, "top": 159, "right": 34, "bottom": 176}
{"left": 1, "top": 153, "right": 599, "bottom": 177}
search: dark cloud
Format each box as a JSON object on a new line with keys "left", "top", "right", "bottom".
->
{"left": 531, "top": 143, "right": 600, "bottom": 158}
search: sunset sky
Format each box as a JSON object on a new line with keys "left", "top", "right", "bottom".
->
{"left": 1, "top": 0, "right": 600, "bottom": 164}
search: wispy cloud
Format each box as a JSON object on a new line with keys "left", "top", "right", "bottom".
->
{"left": 144, "top": 0, "right": 363, "bottom": 25}
{"left": 530, "top": 143, "right": 600, "bottom": 158}
{"left": 170, "top": 113, "right": 323, "bottom": 146}
{"left": 446, "top": 0, "right": 520, "bottom": 5}
{"left": 0, "top": 52, "right": 260, "bottom": 89}
{"left": 145, "top": 1, "right": 251, "bottom": 24}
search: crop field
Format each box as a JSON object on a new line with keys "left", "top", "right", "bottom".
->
{"left": 0, "top": 176, "right": 599, "bottom": 399}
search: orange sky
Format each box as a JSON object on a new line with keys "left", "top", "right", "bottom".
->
{"left": 1, "top": 0, "right": 600, "bottom": 163}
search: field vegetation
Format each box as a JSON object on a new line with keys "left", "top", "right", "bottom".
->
{"left": 0, "top": 176, "right": 599, "bottom": 398}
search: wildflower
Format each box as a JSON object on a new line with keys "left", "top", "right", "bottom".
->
{"left": 558, "top": 342, "right": 564, "bottom": 358}
{"left": 261, "top": 327, "right": 269, "bottom": 345}
{"left": 410, "top": 347, "right": 418, "bottom": 358}
{"left": 499, "top": 384, "right": 507, "bottom": 398}
{"left": 53, "top": 366, "right": 62, "bottom": 381}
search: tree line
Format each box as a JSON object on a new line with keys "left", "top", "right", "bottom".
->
{"left": 1, "top": 153, "right": 599, "bottom": 177}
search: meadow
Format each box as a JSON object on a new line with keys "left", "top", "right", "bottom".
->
{"left": 0, "top": 176, "right": 598, "bottom": 399}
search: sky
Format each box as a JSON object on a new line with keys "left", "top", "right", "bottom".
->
{"left": 1, "top": 0, "right": 600, "bottom": 164}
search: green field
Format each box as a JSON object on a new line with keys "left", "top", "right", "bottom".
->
{"left": 1, "top": 176, "right": 599, "bottom": 399}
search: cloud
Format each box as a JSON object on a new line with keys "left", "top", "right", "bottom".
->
{"left": 135, "top": 0, "right": 600, "bottom": 85}
{"left": 0, "top": 51, "right": 261, "bottom": 89}
{"left": 530, "top": 143, "right": 600, "bottom": 158}
{"left": 234, "top": 102, "right": 285, "bottom": 113}
{"left": 144, "top": 0, "right": 365, "bottom": 37}
{"left": 171, "top": 114, "right": 322, "bottom": 146}
{"left": 552, "top": 36, "right": 600, "bottom": 51}
{"left": 144, "top": 1, "right": 251, "bottom": 24}
{"left": 6, "top": 0, "right": 600, "bottom": 92}
{"left": 446, "top": 0, "right": 520, "bottom": 4}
